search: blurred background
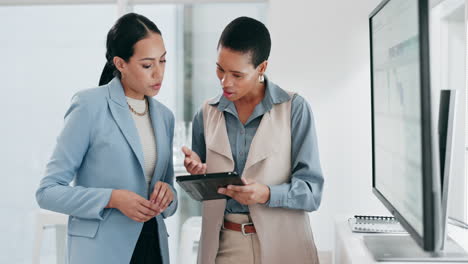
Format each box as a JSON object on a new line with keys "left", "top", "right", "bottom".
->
{"left": 0, "top": 0, "right": 467, "bottom": 263}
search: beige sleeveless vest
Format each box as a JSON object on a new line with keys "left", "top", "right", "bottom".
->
{"left": 197, "top": 92, "right": 319, "bottom": 264}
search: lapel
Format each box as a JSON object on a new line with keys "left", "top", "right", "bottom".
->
{"left": 243, "top": 110, "right": 281, "bottom": 174}
{"left": 205, "top": 109, "right": 234, "bottom": 163}
{"left": 243, "top": 78, "right": 291, "bottom": 174}
{"left": 148, "top": 98, "right": 166, "bottom": 188}
{"left": 106, "top": 77, "right": 145, "bottom": 176}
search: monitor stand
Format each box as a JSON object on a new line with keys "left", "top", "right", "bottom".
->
{"left": 363, "top": 235, "right": 468, "bottom": 262}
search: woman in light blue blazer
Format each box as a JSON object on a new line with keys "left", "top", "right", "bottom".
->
{"left": 36, "top": 13, "right": 177, "bottom": 264}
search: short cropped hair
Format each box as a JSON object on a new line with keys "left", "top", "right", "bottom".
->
{"left": 218, "top": 16, "right": 271, "bottom": 68}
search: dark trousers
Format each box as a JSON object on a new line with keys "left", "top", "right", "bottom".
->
{"left": 130, "top": 218, "right": 163, "bottom": 264}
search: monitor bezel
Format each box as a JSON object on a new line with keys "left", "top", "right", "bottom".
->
{"left": 369, "top": 0, "right": 436, "bottom": 251}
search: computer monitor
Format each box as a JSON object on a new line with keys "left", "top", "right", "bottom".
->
{"left": 369, "top": 0, "right": 439, "bottom": 251}
{"left": 367, "top": 0, "right": 468, "bottom": 261}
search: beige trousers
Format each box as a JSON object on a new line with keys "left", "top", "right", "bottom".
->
{"left": 215, "top": 214, "right": 261, "bottom": 264}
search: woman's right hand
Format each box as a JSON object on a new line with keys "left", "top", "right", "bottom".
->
{"left": 107, "top": 190, "right": 160, "bottom": 222}
{"left": 182, "top": 146, "right": 207, "bottom": 174}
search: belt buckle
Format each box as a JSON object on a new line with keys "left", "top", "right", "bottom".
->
{"left": 241, "top": 222, "right": 254, "bottom": 236}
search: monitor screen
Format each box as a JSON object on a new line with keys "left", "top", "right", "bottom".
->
{"left": 370, "top": 0, "right": 439, "bottom": 251}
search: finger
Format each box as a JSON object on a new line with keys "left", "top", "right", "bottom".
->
{"left": 140, "top": 215, "right": 153, "bottom": 223}
{"left": 150, "top": 182, "right": 163, "bottom": 202}
{"left": 163, "top": 187, "right": 174, "bottom": 203}
{"left": 160, "top": 195, "right": 169, "bottom": 208}
{"left": 187, "top": 160, "right": 200, "bottom": 173}
{"left": 132, "top": 216, "right": 143, "bottom": 223}
{"left": 160, "top": 201, "right": 171, "bottom": 214}
{"left": 159, "top": 196, "right": 169, "bottom": 213}
{"left": 134, "top": 211, "right": 148, "bottom": 223}
{"left": 184, "top": 157, "right": 199, "bottom": 171}
{"left": 139, "top": 200, "right": 159, "bottom": 214}
{"left": 139, "top": 196, "right": 160, "bottom": 212}
{"left": 141, "top": 217, "right": 151, "bottom": 223}
{"left": 141, "top": 204, "right": 159, "bottom": 216}
{"left": 226, "top": 189, "right": 241, "bottom": 200}
{"left": 193, "top": 163, "right": 205, "bottom": 174}
{"left": 227, "top": 184, "right": 252, "bottom": 192}
{"left": 139, "top": 209, "right": 159, "bottom": 218}
{"left": 241, "top": 177, "right": 253, "bottom": 185}
{"left": 218, "top": 188, "right": 235, "bottom": 198}
{"left": 181, "top": 146, "right": 192, "bottom": 157}
{"left": 137, "top": 207, "right": 152, "bottom": 216}
{"left": 199, "top": 164, "right": 208, "bottom": 174}
{"left": 186, "top": 161, "right": 196, "bottom": 172}
{"left": 156, "top": 186, "right": 168, "bottom": 207}
{"left": 184, "top": 157, "right": 192, "bottom": 167}
{"left": 165, "top": 187, "right": 174, "bottom": 202}
{"left": 138, "top": 196, "right": 153, "bottom": 208}
{"left": 161, "top": 191, "right": 174, "bottom": 211}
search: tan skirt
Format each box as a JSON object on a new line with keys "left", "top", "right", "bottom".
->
{"left": 215, "top": 214, "right": 261, "bottom": 264}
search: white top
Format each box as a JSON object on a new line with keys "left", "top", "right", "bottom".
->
{"left": 126, "top": 96, "right": 157, "bottom": 190}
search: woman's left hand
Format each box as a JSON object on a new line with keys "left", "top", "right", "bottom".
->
{"left": 218, "top": 178, "right": 270, "bottom": 205}
{"left": 150, "top": 181, "right": 174, "bottom": 214}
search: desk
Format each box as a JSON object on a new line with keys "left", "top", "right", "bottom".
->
{"left": 334, "top": 217, "right": 468, "bottom": 264}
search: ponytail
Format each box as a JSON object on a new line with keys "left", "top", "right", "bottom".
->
{"left": 99, "top": 62, "right": 116, "bottom": 86}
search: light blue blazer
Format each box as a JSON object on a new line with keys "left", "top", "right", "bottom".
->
{"left": 36, "top": 77, "right": 178, "bottom": 264}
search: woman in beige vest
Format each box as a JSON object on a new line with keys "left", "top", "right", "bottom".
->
{"left": 182, "top": 16, "right": 324, "bottom": 264}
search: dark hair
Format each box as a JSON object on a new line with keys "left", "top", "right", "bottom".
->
{"left": 217, "top": 16, "right": 271, "bottom": 68}
{"left": 99, "top": 13, "right": 162, "bottom": 86}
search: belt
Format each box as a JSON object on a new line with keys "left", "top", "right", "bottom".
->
{"left": 223, "top": 220, "right": 256, "bottom": 235}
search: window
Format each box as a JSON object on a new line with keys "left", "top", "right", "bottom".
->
{"left": 430, "top": 0, "right": 468, "bottom": 227}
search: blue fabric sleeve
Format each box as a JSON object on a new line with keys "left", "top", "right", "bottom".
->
{"left": 266, "top": 95, "right": 324, "bottom": 212}
{"left": 162, "top": 113, "right": 178, "bottom": 218}
{"left": 36, "top": 94, "right": 113, "bottom": 220}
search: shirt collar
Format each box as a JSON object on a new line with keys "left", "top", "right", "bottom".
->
{"left": 208, "top": 75, "right": 291, "bottom": 113}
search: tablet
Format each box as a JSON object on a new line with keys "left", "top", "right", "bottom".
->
{"left": 176, "top": 171, "right": 243, "bottom": 201}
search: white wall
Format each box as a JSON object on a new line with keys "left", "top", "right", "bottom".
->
{"left": 190, "top": 3, "right": 267, "bottom": 116}
{"left": 267, "top": 0, "right": 388, "bottom": 251}
{"left": 134, "top": 4, "right": 179, "bottom": 114}
{"left": 0, "top": 5, "right": 115, "bottom": 263}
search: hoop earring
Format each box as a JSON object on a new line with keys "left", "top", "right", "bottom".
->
{"left": 259, "top": 74, "right": 265, "bottom": 83}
